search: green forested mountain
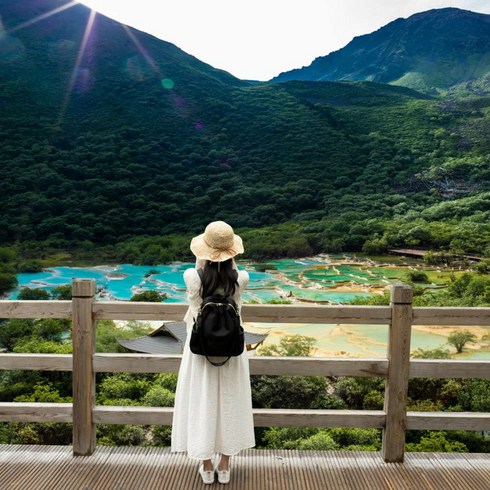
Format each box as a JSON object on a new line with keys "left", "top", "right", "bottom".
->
{"left": 272, "top": 8, "right": 490, "bottom": 93}
{"left": 0, "top": 0, "right": 488, "bottom": 259}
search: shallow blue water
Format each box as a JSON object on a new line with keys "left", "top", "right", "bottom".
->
{"left": 8, "top": 257, "right": 489, "bottom": 359}
{"left": 11, "top": 257, "right": 385, "bottom": 303}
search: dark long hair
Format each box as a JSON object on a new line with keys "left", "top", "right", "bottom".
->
{"left": 200, "top": 259, "right": 239, "bottom": 298}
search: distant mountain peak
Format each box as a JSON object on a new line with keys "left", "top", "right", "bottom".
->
{"left": 271, "top": 8, "right": 490, "bottom": 92}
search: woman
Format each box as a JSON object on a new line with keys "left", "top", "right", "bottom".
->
{"left": 171, "top": 221, "right": 255, "bottom": 485}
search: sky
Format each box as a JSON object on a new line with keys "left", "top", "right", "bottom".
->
{"left": 78, "top": 0, "right": 490, "bottom": 81}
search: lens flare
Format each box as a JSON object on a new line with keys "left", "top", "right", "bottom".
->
{"left": 6, "top": 1, "right": 78, "bottom": 34}
{"left": 161, "top": 78, "right": 175, "bottom": 90}
{"left": 121, "top": 24, "right": 161, "bottom": 77}
{"left": 125, "top": 54, "right": 154, "bottom": 82}
{"left": 57, "top": 9, "right": 97, "bottom": 126}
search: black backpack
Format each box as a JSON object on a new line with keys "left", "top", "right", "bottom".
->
{"left": 189, "top": 269, "right": 245, "bottom": 366}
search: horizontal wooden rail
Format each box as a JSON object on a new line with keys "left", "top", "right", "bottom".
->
{"left": 0, "top": 301, "right": 71, "bottom": 319}
{"left": 249, "top": 357, "right": 388, "bottom": 377}
{"left": 92, "top": 302, "right": 187, "bottom": 321}
{"left": 92, "top": 302, "right": 392, "bottom": 324}
{"left": 92, "top": 406, "right": 386, "bottom": 428}
{"left": 92, "top": 353, "right": 181, "bottom": 374}
{"left": 92, "top": 354, "right": 389, "bottom": 377}
{"left": 2, "top": 300, "right": 489, "bottom": 327}
{"left": 1, "top": 354, "right": 489, "bottom": 380}
{"left": 413, "top": 307, "right": 490, "bottom": 326}
{"left": 252, "top": 409, "right": 386, "bottom": 429}
{"left": 2, "top": 403, "right": 487, "bottom": 432}
{"left": 0, "top": 354, "right": 73, "bottom": 371}
{"left": 407, "top": 412, "right": 490, "bottom": 431}
{"left": 2, "top": 300, "right": 488, "bottom": 326}
{"left": 410, "top": 360, "right": 490, "bottom": 379}
{"left": 241, "top": 305, "right": 392, "bottom": 324}
{"left": 0, "top": 403, "right": 72, "bottom": 423}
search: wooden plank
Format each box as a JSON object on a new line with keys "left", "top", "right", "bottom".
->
{"left": 1, "top": 446, "right": 489, "bottom": 488}
{"left": 92, "top": 301, "right": 391, "bottom": 323}
{"left": 382, "top": 285, "right": 413, "bottom": 463}
{"left": 93, "top": 353, "right": 388, "bottom": 377}
{"left": 407, "top": 412, "right": 490, "bottom": 431}
{"left": 93, "top": 406, "right": 174, "bottom": 425}
{"left": 4, "top": 354, "right": 490, "bottom": 380}
{"left": 249, "top": 357, "right": 388, "bottom": 377}
{"left": 93, "top": 405, "right": 385, "bottom": 428}
{"left": 410, "top": 360, "right": 490, "bottom": 379}
{"left": 0, "top": 353, "right": 73, "bottom": 371}
{"left": 93, "top": 405, "right": 174, "bottom": 425}
{"left": 413, "top": 307, "right": 490, "bottom": 326}
{"left": 93, "top": 353, "right": 182, "bottom": 373}
{"left": 242, "top": 305, "right": 392, "bottom": 324}
{"left": 0, "top": 300, "right": 71, "bottom": 318}
{"left": 72, "top": 279, "right": 96, "bottom": 456}
{"left": 92, "top": 302, "right": 187, "bottom": 320}
{"left": 0, "top": 402, "right": 72, "bottom": 422}
{"left": 252, "top": 408, "right": 386, "bottom": 428}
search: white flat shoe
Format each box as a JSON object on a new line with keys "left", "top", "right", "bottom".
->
{"left": 215, "top": 466, "right": 231, "bottom": 484}
{"left": 199, "top": 465, "right": 215, "bottom": 485}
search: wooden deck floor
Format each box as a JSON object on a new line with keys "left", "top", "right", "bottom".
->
{"left": 1, "top": 445, "right": 489, "bottom": 490}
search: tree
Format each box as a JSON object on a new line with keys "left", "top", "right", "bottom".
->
{"left": 130, "top": 290, "right": 167, "bottom": 302}
{"left": 261, "top": 427, "right": 319, "bottom": 449}
{"left": 17, "top": 287, "right": 50, "bottom": 300}
{"left": 457, "top": 379, "right": 490, "bottom": 412}
{"left": 252, "top": 374, "right": 328, "bottom": 409}
{"left": 142, "top": 386, "right": 175, "bottom": 407}
{"left": 404, "top": 271, "right": 429, "bottom": 283}
{"left": 51, "top": 284, "right": 72, "bottom": 300}
{"left": 259, "top": 335, "right": 316, "bottom": 357}
{"left": 0, "top": 319, "right": 34, "bottom": 351}
{"left": 447, "top": 330, "right": 477, "bottom": 354}
{"left": 8, "top": 383, "right": 73, "bottom": 445}
{"left": 96, "top": 320, "right": 153, "bottom": 353}
{"left": 16, "top": 260, "right": 43, "bottom": 273}
{"left": 0, "top": 247, "right": 15, "bottom": 263}
{"left": 252, "top": 335, "right": 329, "bottom": 410}
{"left": 406, "top": 432, "right": 468, "bottom": 453}
{"left": 412, "top": 347, "right": 451, "bottom": 359}
{"left": 0, "top": 272, "right": 18, "bottom": 294}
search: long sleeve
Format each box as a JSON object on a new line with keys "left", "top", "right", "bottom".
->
{"left": 184, "top": 268, "right": 202, "bottom": 308}
{"left": 183, "top": 268, "right": 202, "bottom": 327}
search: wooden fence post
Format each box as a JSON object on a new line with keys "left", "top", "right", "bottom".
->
{"left": 382, "top": 284, "right": 413, "bottom": 463}
{"left": 72, "top": 278, "right": 96, "bottom": 456}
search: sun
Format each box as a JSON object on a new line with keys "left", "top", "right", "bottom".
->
{"left": 2, "top": 1, "right": 164, "bottom": 128}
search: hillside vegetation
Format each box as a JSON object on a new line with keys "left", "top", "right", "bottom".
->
{"left": 0, "top": 1, "right": 488, "bottom": 264}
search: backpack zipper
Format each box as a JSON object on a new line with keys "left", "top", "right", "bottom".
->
{"left": 200, "top": 302, "right": 239, "bottom": 316}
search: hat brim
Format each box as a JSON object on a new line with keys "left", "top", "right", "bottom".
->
{"left": 190, "top": 233, "right": 244, "bottom": 262}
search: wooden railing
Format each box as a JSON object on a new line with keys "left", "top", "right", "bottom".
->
{"left": 0, "top": 279, "right": 489, "bottom": 463}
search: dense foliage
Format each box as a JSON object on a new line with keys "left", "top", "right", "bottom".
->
{"left": 0, "top": 2, "right": 489, "bottom": 262}
{"left": 1, "top": 320, "right": 488, "bottom": 452}
{"left": 351, "top": 272, "right": 490, "bottom": 308}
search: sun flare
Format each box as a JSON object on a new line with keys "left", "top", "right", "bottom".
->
{"left": 6, "top": 1, "right": 78, "bottom": 34}
{"left": 57, "top": 8, "right": 97, "bottom": 126}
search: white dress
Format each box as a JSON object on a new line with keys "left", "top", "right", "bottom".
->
{"left": 170, "top": 267, "right": 256, "bottom": 460}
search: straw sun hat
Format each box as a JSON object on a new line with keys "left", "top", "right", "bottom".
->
{"left": 190, "top": 221, "right": 244, "bottom": 262}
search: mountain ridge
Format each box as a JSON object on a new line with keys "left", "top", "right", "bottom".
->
{"left": 271, "top": 8, "right": 490, "bottom": 92}
{"left": 0, "top": 0, "right": 488, "bottom": 259}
